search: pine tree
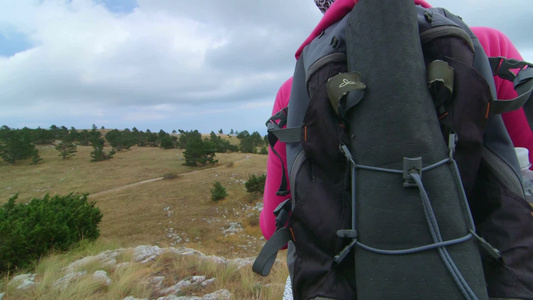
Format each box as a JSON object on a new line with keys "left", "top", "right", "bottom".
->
{"left": 90, "top": 137, "right": 114, "bottom": 162}
{"left": 211, "top": 181, "right": 228, "bottom": 202}
{"left": 237, "top": 130, "right": 264, "bottom": 153}
{"left": 182, "top": 134, "right": 218, "bottom": 166}
{"left": 55, "top": 141, "right": 77, "bottom": 159}
{"left": 158, "top": 130, "right": 175, "bottom": 149}
{"left": 0, "top": 126, "right": 41, "bottom": 164}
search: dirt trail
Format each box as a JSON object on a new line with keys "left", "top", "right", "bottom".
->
{"left": 90, "top": 155, "right": 251, "bottom": 198}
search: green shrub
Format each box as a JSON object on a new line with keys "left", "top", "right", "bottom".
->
{"left": 211, "top": 181, "right": 228, "bottom": 202}
{"left": 0, "top": 193, "right": 103, "bottom": 273}
{"left": 245, "top": 174, "right": 267, "bottom": 194}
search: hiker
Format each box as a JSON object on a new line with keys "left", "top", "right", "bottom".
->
{"left": 260, "top": 0, "right": 434, "bottom": 243}
{"left": 259, "top": 0, "right": 533, "bottom": 298}
{"left": 260, "top": 0, "right": 533, "bottom": 253}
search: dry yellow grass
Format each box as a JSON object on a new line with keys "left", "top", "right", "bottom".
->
{"left": 0, "top": 144, "right": 289, "bottom": 299}
{"left": 0, "top": 145, "right": 246, "bottom": 203}
{"left": 0, "top": 145, "right": 268, "bottom": 256}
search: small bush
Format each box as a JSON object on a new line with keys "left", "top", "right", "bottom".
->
{"left": 0, "top": 193, "right": 103, "bottom": 273}
{"left": 211, "top": 181, "right": 228, "bottom": 202}
{"left": 245, "top": 212, "right": 260, "bottom": 227}
{"left": 163, "top": 172, "right": 179, "bottom": 180}
{"left": 245, "top": 174, "right": 267, "bottom": 194}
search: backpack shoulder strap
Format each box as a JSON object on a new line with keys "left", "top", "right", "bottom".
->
{"left": 433, "top": 7, "right": 533, "bottom": 117}
{"left": 265, "top": 107, "right": 292, "bottom": 196}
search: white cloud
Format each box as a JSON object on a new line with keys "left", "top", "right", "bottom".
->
{"left": 0, "top": 0, "right": 532, "bottom": 133}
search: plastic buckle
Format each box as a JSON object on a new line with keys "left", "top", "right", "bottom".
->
{"left": 265, "top": 107, "right": 288, "bottom": 129}
{"left": 274, "top": 199, "right": 292, "bottom": 229}
{"left": 498, "top": 58, "right": 526, "bottom": 82}
{"left": 403, "top": 157, "right": 422, "bottom": 188}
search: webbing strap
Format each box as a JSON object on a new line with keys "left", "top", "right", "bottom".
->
{"left": 269, "top": 127, "right": 301, "bottom": 143}
{"left": 268, "top": 131, "right": 289, "bottom": 196}
{"left": 491, "top": 66, "right": 533, "bottom": 113}
{"left": 491, "top": 97, "right": 530, "bottom": 114}
{"left": 252, "top": 227, "right": 291, "bottom": 276}
{"left": 253, "top": 200, "right": 292, "bottom": 276}
{"left": 488, "top": 57, "right": 533, "bottom": 117}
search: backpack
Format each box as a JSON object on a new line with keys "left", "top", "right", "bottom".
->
{"left": 254, "top": 0, "right": 533, "bottom": 299}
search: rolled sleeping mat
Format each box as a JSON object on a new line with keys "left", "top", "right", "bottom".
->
{"left": 345, "top": 0, "right": 488, "bottom": 299}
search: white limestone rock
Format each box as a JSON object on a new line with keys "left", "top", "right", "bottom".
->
{"left": 54, "top": 270, "right": 87, "bottom": 289}
{"left": 93, "top": 270, "right": 112, "bottom": 286}
{"left": 8, "top": 273, "right": 36, "bottom": 290}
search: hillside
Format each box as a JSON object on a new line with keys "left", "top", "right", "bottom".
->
{"left": 0, "top": 145, "right": 288, "bottom": 299}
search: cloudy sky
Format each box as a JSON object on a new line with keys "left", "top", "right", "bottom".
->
{"left": 1, "top": 0, "right": 532, "bottom": 134}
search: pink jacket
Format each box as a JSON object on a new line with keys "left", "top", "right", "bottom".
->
{"left": 260, "top": 77, "right": 292, "bottom": 240}
{"left": 260, "top": 1, "right": 533, "bottom": 241}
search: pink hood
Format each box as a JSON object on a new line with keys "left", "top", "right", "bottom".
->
{"left": 296, "top": 0, "right": 432, "bottom": 59}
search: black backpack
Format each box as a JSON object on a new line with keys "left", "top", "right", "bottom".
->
{"left": 254, "top": 0, "right": 533, "bottom": 299}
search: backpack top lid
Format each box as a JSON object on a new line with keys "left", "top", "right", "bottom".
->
{"left": 514, "top": 147, "right": 531, "bottom": 170}
{"left": 295, "top": 0, "right": 432, "bottom": 59}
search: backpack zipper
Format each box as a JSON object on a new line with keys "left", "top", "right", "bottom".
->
{"left": 290, "top": 150, "right": 308, "bottom": 208}
{"left": 482, "top": 146, "right": 525, "bottom": 198}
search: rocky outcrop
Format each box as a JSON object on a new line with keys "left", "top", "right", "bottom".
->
{"left": 5, "top": 245, "right": 261, "bottom": 299}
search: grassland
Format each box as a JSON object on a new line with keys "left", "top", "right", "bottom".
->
{"left": 0, "top": 144, "right": 288, "bottom": 299}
